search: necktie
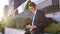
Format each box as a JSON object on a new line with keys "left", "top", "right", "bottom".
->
{"left": 32, "top": 13, "right": 36, "bottom": 26}
{"left": 30, "top": 13, "right": 36, "bottom": 31}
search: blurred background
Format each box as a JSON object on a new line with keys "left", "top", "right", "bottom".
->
{"left": 0, "top": 0, "right": 60, "bottom": 34}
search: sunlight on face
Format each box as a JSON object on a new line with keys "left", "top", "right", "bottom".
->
{"left": 0, "top": 0, "right": 9, "bottom": 21}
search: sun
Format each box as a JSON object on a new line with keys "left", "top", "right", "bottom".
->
{"left": 0, "top": 0, "right": 9, "bottom": 21}
{"left": 0, "top": 4, "right": 3, "bottom": 21}
{"left": 0, "top": 10, "right": 3, "bottom": 21}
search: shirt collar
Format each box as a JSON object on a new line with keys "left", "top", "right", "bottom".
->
{"left": 34, "top": 9, "right": 37, "bottom": 14}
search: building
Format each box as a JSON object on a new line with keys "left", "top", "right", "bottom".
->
{"left": 9, "top": 0, "right": 26, "bottom": 16}
{"left": 3, "top": 5, "right": 9, "bottom": 17}
{"left": 9, "top": 0, "right": 15, "bottom": 16}
{"left": 8, "top": 0, "right": 59, "bottom": 16}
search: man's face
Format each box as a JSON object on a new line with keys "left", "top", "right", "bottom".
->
{"left": 29, "top": 6, "right": 35, "bottom": 13}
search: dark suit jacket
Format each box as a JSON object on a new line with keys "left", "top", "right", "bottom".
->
{"left": 33, "top": 10, "right": 46, "bottom": 34}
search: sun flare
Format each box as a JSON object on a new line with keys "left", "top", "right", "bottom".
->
{"left": 0, "top": 0, "right": 9, "bottom": 21}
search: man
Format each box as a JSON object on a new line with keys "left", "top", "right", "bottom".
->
{"left": 26, "top": 2, "right": 46, "bottom": 34}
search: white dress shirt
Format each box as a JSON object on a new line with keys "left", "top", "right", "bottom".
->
{"left": 32, "top": 9, "right": 37, "bottom": 26}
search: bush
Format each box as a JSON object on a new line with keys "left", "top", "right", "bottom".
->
{"left": 44, "top": 22, "right": 60, "bottom": 34}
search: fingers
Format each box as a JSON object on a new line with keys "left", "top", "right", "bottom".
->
{"left": 26, "top": 25, "right": 36, "bottom": 30}
{"left": 33, "top": 26, "right": 36, "bottom": 28}
{"left": 26, "top": 25, "right": 31, "bottom": 29}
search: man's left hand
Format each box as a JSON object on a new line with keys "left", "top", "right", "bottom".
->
{"left": 30, "top": 25, "right": 36, "bottom": 30}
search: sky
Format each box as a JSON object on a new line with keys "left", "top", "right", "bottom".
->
{"left": 0, "top": 0, "right": 9, "bottom": 20}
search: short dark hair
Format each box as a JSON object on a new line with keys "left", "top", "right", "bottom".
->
{"left": 29, "top": 2, "right": 36, "bottom": 7}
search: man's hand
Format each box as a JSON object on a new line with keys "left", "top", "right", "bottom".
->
{"left": 26, "top": 24, "right": 31, "bottom": 29}
{"left": 26, "top": 25, "right": 36, "bottom": 30}
{"left": 30, "top": 25, "right": 36, "bottom": 30}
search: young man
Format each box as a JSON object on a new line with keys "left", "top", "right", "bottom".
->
{"left": 26, "top": 2, "right": 46, "bottom": 34}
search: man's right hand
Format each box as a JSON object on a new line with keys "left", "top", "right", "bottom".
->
{"left": 26, "top": 25, "right": 36, "bottom": 30}
{"left": 26, "top": 24, "right": 31, "bottom": 29}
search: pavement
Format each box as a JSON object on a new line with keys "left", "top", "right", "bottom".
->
{"left": 5, "top": 28, "right": 25, "bottom": 34}
{"left": 0, "top": 32, "right": 2, "bottom": 34}
{"left": 4, "top": 27, "right": 60, "bottom": 34}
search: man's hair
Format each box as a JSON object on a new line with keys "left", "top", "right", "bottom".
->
{"left": 29, "top": 2, "right": 36, "bottom": 7}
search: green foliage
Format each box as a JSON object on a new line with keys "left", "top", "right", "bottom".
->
{"left": 1, "top": 15, "right": 60, "bottom": 34}
{"left": 44, "top": 18, "right": 60, "bottom": 34}
{"left": 1, "top": 17, "right": 17, "bottom": 28}
{"left": 0, "top": 27, "right": 4, "bottom": 33}
{"left": 25, "top": 18, "right": 32, "bottom": 24}
{"left": 16, "top": 18, "right": 32, "bottom": 30}
{"left": 14, "top": 9, "right": 18, "bottom": 15}
{"left": 24, "top": 0, "right": 31, "bottom": 11}
{"left": 0, "top": 24, "right": 4, "bottom": 33}
{"left": 44, "top": 22, "right": 60, "bottom": 34}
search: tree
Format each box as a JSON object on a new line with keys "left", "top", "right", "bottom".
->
{"left": 44, "top": 17, "right": 60, "bottom": 34}
{"left": 14, "top": 9, "right": 18, "bottom": 15}
{"left": 24, "top": 0, "right": 31, "bottom": 11}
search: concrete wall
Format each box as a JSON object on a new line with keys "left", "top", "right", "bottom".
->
{"left": 18, "top": 0, "right": 52, "bottom": 14}
{"left": 59, "top": 0, "right": 60, "bottom": 9}
{"left": 5, "top": 28, "right": 25, "bottom": 34}
{"left": 0, "top": 32, "right": 2, "bottom": 34}
{"left": 9, "top": 0, "right": 14, "bottom": 16}
{"left": 36, "top": 0, "right": 52, "bottom": 9}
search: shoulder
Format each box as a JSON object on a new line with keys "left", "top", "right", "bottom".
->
{"left": 37, "top": 9, "right": 44, "bottom": 13}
